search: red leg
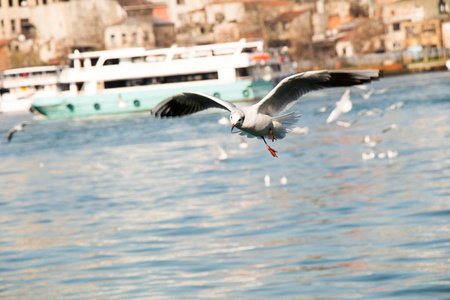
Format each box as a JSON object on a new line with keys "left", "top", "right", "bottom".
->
{"left": 269, "top": 129, "right": 277, "bottom": 142}
{"left": 262, "top": 136, "right": 278, "bottom": 158}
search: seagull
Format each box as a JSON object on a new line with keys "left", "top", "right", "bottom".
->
{"left": 377, "top": 152, "right": 387, "bottom": 159}
{"left": 239, "top": 138, "right": 249, "bottom": 149}
{"left": 326, "top": 88, "right": 352, "bottom": 124}
{"left": 386, "top": 101, "right": 404, "bottom": 111}
{"left": 336, "top": 119, "right": 357, "bottom": 128}
{"left": 382, "top": 123, "right": 400, "bottom": 133}
{"left": 315, "top": 105, "right": 331, "bottom": 114}
{"left": 362, "top": 135, "right": 381, "bottom": 147}
{"left": 216, "top": 145, "right": 228, "bottom": 161}
{"left": 7, "top": 121, "right": 29, "bottom": 142}
{"left": 358, "top": 108, "right": 382, "bottom": 117}
{"left": 357, "top": 88, "right": 375, "bottom": 100}
{"left": 387, "top": 149, "right": 398, "bottom": 158}
{"left": 152, "top": 70, "right": 380, "bottom": 157}
{"left": 362, "top": 150, "right": 375, "bottom": 160}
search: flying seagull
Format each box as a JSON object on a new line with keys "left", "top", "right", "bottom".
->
{"left": 356, "top": 87, "right": 375, "bottom": 100}
{"left": 7, "top": 121, "right": 30, "bottom": 142}
{"left": 326, "top": 88, "right": 352, "bottom": 124}
{"left": 152, "top": 69, "right": 380, "bottom": 157}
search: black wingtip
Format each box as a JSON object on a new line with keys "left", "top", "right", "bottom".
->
{"left": 329, "top": 69, "right": 381, "bottom": 87}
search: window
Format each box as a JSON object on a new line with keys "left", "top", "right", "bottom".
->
{"left": 103, "top": 58, "right": 120, "bottom": 65}
{"left": 9, "top": 0, "right": 13, "bottom": 7}
{"left": 90, "top": 58, "right": 99, "bottom": 66}
{"left": 11, "top": 19, "right": 16, "bottom": 33}
{"left": 392, "top": 23, "right": 400, "bottom": 31}
{"left": 20, "top": 18, "right": 29, "bottom": 25}
{"left": 110, "top": 34, "right": 116, "bottom": 46}
{"left": 122, "top": 33, "right": 126, "bottom": 44}
{"left": 104, "top": 72, "right": 218, "bottom": 89}
{"left": 236, "top": 68, "right": 250, "bottom": 77}
{"left": 422, "top": 24, "right": 436, "bottom": 34}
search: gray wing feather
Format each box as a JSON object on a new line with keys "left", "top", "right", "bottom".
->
{"left": 7, "top": 129, "right": 16, "bottom": 142}
{"left": 255, "top": 69, "right": 380, "bottom": 116}
{"left": 152, "top": 92, "right": 236, "bottom": 117}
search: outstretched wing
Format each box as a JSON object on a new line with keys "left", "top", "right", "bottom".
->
{"left": 7, "top": 129, "right": 16, "bottom": 142}
{"left": 152, "top": 92, "right": 237, "bottom": 118}
{"left": 255, "top": 69, "right": 380, "bottom": 116}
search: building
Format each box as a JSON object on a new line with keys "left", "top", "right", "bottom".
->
{"left": 382, "top": 0, "right": 450, "bottom": 52}
{"left": 106, "top": 0, "right": 175, "bottom": 50}
{"left": 166, "top": 0, "right": 315, "bottom": 47}
{"left": 0, "top": 0, "right": 176, "bottom": 69}
{"left": 0, "top": 0, "right": 126, "bottom": 69}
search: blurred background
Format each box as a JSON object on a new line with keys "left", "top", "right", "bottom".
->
{"left": 0, "top": 0, "right": 449, "bottom": 72}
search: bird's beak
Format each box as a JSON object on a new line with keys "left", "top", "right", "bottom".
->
{"left": 231, "top": 123, "right": 235, "bottom": 133}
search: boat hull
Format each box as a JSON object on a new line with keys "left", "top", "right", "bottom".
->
{"left": 31, "top": 80, "right": 273, "bottom": 119}
{"left": 0, "top": 98, "right": 33, "bottom": 114}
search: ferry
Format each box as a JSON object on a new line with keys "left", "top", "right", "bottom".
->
{"left": 0, "top": 66, "right": 61, "bottom": 114}
{"left": 31, "top": 39, "right": 296, "bottom": 118}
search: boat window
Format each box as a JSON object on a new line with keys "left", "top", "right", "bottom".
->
{"left": 236, "top": 67, "right": 250, "bottom": 77}
{"left": 242, "top": 47, "right": 258, "bottom": 53}
{"left": 90, "top": 58, "right": 99, "bottom": 66}
{"left": 76, "top": 82, "right": 84, "bottom": 91}
{"left": 104, "top": 72, "right": 218, "bottom": 89}
{"left": 104, "top": 58, "right": 120, "bottom": 65}
{"left": 58, "top": 83, "right": 70, "bottom": 91}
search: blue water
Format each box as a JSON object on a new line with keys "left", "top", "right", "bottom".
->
{"left": 0, "top": 71, "right": 449, "bottom": 299}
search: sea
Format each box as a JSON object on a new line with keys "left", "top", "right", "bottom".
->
{"left": 0, "top": 71, "right": 449, "bottom": 299}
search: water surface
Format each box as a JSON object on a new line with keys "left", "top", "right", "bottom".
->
{"left": 0, "top": 71, "right": 449, "bottom": 299}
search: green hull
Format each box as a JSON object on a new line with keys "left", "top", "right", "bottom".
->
{"left": 31, "top": 80, "right": 273, "bottom": 119}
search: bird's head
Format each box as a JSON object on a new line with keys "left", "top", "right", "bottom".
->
{"left": 230, "top": 110, "right": 245, "bottom": 132}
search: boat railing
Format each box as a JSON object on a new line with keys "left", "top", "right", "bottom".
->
{"left": 67, "top": 39, "right": 266, "bottom": 70}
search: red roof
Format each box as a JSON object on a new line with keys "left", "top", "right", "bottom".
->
{"left": 270, "top": 9, "right": 309, "bottom": 23}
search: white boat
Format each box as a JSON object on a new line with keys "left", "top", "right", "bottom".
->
{"left": 446, "top": 60, "right": 450, "bottom": 71}
{"left": 0, "top": 66, "right": 61, "bottom": 114}
{"left": 31, "top": 39, "right": 296, "bottom": 118}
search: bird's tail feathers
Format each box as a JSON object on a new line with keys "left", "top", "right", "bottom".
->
{"left": 272, "top": 111, "right": 301, "bottom": 139}
{"left": 273, "top": 111, "right": 301, "bottom": 130}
